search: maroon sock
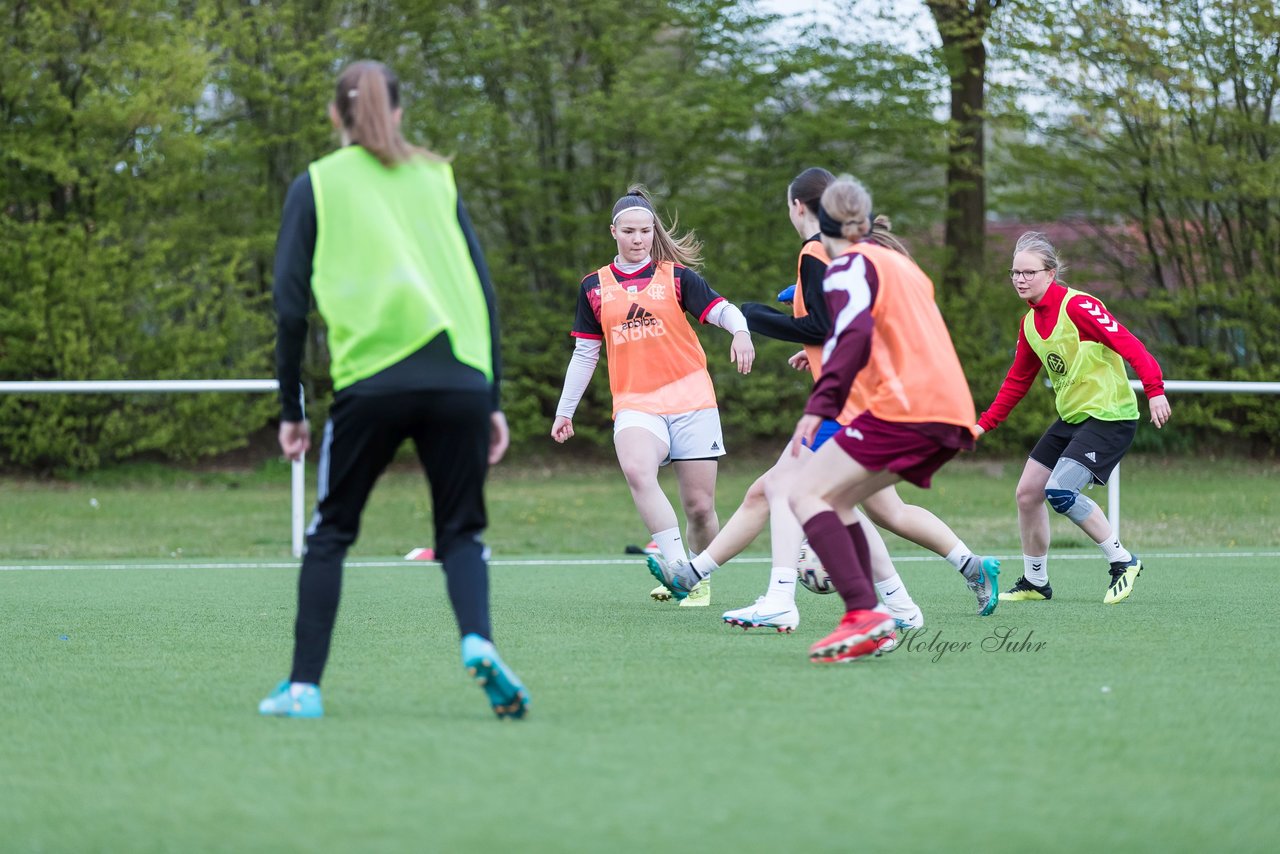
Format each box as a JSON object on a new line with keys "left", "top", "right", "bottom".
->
{"left": 845, "top": 521, "right": 878, "bottom": 609}
{"left": 845, "top": 522, "right": 872, "bottom": 576}
{"left": 802, "top": 511, "right": 878, "bottom": 611}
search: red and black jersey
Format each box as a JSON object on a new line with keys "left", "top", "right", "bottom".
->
{"left": 571, "top": 261, "right": 725, "bottom": 340}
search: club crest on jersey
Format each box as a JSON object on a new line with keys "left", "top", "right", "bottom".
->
{"left": 612, "top": 303, "right": 667, "bottom": 344}
{"left": 1046, "top": 352, "right": 1068, "bottom": 374}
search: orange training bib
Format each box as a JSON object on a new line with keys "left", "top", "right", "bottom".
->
{"left": 598, "top": 262, "right": 717, "bottom": 417}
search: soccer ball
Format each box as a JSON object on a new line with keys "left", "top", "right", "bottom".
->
{"left": 797, "top": 540, "right": 835, "bottom": 594}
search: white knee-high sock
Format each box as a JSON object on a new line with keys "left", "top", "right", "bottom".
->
{"left": 763, "top": 567, "right": 797, "bottom": 603}
{"left": 1096, "top": 535, "right": 1132, "bottom": 565}
{"left": 874, "top": 572, "right": 916, "bottom": 612}
{"left": 1024, "top": 555, "right": 1049, "bottom": 586}
{"left": 944, "top": 541, "right": 974, "bottom": 572}
{"left": 651, "top": 527, "right": 687, "bottom": 563}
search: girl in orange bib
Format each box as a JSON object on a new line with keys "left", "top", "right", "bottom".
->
{"left": 552, "top": 187, "right": 755, "bottom": 606}
{"left": 787, "top": 176, "right": 986, "bottom": 663}
{"left": 646, "top": 168, "right": 1001, "bottom": 636}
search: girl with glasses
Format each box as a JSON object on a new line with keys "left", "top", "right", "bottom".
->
{"left": 975, "top": 232, "right": 1171, "bottom": 605}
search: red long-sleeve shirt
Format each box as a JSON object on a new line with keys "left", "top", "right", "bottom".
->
{"left": 978, "top": 282, "right": 1165, "bottom": 432}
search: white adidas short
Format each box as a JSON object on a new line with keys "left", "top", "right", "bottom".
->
{"left": 614, "top": 408, "right": 726, "bottom": 465}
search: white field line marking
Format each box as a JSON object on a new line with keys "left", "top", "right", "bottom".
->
{"left": 1, "top": 551, "right": 1278, "bottom": 572}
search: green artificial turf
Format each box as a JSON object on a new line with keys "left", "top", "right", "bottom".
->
{"left": 2, "top": 457, "right": 1277, "bottom": 561}
{"left": 2, "top": 456, "right": 1277, "bottom": 851}
{"left": 1, "top": 554, "right": 1277, "bottom": 852}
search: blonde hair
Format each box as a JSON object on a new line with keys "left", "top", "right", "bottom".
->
{"left": 820, "top": 176, "right": 911, "bottom": 257}
{"left": 612, "top": 185, "right": 703, "bottom": 269}
{"left": 1014, "top": 231, "right": 1067, "bottom": 279}
{"left": 334, "top": 61, "right": 443, "bottom": 166}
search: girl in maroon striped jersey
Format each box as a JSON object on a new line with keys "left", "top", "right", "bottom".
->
{"left": 975, "top": 232, "right": 1171, "bottom": 605}
{"left": 647, "top": 168, "right": 1001, "bottom": 635}
{"left": 785, "top": 176, "right": 984, "bottom": 663}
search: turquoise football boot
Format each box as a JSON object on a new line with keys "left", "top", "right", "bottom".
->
{"left": 461, "top": 634, "right": 529, "bottom": 720}
{"left": 962, "top": 556, "right": 1002, "bottom": 616}
{"left": 258, "top": 680, "right": 324, "bottom": 719}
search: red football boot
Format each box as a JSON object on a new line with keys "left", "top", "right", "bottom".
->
{"left": 809, "top": 609, "right": 896, "bottom": 662}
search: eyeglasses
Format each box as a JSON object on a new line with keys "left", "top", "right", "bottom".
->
{"left": 1009, "top": 268, "right": 1050, "bottom": 281}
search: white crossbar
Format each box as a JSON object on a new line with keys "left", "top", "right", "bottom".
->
{"left": 1107, "top": 379, "right": 1280, "bottom": 537}
{"left": 3, "top": 377, "right": 1275, "bottom": 552}
{"left": 0, "top": 380, "right": 279, "bottom": 393}
{"left": 0, "top": 379, "right": 305, "bottom": 557}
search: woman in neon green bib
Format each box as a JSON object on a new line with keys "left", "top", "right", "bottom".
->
{"left": 975, "top": 232, "right": 1171, "bottom": 605}
{"left": 260, "top": 61, "right": 527, "bottom": 720}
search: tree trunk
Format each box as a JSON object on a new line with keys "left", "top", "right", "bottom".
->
{"left": 928, "top": 1, "right": 998, "bottom": 291}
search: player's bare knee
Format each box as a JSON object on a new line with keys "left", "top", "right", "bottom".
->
{"left": 684, "top": 497, "right": 717, "bottom": 529}
{"left": 788, "top": 490, "right": 820, "bottom": 521}
{"left": 761, "top": 469, "right": 794, "bottom": 502}
{"left": 1015, "top": 482, "right": 1044, "bottom": 511}
{"left": 860, "top": 499, "right": 896, "bottom": 530}
{"left": 617, "top": 460, "right": 656, "bottom": 490}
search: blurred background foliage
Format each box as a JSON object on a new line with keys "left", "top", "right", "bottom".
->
{"left": 2, "top": 0, "right": 1276, "bottom": 471}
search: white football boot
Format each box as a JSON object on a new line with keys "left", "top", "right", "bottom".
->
{"left": 722, "top": 596, "right": 800, "bottom": 632}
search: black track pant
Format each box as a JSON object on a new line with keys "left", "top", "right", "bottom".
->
{"left": 289, "top": 388, "right": 493, "bottom": 685}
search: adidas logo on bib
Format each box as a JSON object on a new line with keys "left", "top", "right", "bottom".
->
{"left": 612, "top": 303, "right": 667, "bottom": 344}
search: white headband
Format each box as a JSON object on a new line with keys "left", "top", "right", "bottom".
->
{"left": 611, "top": 204, "right": 655, "bottom": 224}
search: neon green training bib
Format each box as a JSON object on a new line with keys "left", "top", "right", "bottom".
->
{"left": 1022, "top": 287, "right": 1138, "bottom": 423}
{"left": 308, "top": 146, "right": 492, "bottom": 390}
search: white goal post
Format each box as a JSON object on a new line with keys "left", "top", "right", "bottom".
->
{"left": 2, "top": 378, "right": 1276, "bottom": 555}
{"left": 1108, "top": 379, "right": 1280, "bottom": 537}
{"left": 0, "top": 380, "right": 306, "bottom": 557}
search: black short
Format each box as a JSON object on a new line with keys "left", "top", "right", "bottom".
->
{"left": 1029, "top": 417, "right": 1137, "bottom": 484}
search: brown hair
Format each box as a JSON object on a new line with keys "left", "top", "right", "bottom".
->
{"left": 333, "top": 61, "right": 441, "bottom": 166}
{"left": 820, "top": 176, "right": 911, "bottom": 257}
{"left": 788, "top": 167, "right": 836, "bottom": 215}
{"left": 611, "top": 185, "right": 703, "bottom": 269}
